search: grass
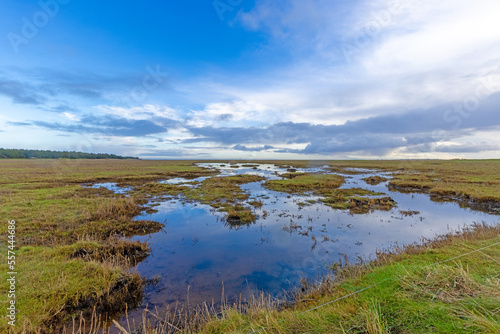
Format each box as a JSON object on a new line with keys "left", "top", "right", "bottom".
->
{"left": 129, "top": 182, "right": 188, "bottom": 200}
{"left": 264, "top": 173, "right": 345, "bottom": 194}
{"left": 0, "top": 241, "right": 144, "bottom": 333}
{"left": 362, "top": 176, "right": 389, "bottom": 185}
{"left": 321, "top": 189, "right": 396, "bottom": 214}
{"left": 226, "top": 206, "right": 257, "bottom": 225}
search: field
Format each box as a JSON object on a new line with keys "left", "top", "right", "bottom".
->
{"left": 0, "top": 159, "right": 499, "bottom": 333}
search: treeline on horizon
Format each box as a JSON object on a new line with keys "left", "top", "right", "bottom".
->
{"left": 0, "top": 148, "right": 139, "bottom": 160}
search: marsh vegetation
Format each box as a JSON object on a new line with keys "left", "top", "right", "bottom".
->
{"left": 0, "top": 159, "right": 498, "bottom": 333}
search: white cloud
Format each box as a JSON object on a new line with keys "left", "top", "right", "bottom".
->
{"left": 360, "top": 0, "right": 500, "bottom": 75}
{"left": 95, "top": 104, "right": 182, "bottom": 121}
{"left": 188, "top": 99, "right": 277, "bottom": 128}
{"left": 63, "top": 112, "right": 80, "bottom": 121}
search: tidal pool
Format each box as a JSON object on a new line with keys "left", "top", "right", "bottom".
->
{"left": 112, "top": 163, "right": 498, "bottom": 324}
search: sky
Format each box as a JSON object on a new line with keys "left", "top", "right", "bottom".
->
{"left": 1, "top": 0, "right": 500, "bottom": 159}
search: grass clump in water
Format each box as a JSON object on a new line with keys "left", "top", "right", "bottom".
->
{"left": 184, "top": 174, "right": 265, "bottom": 222}
{"left": 363, "top": 175, "right": 389, "bottom": 185}
{"left": 265, "top": 173, "right": 345, "bottom": 194}
{"left": 320, "top": 188, "right": 396, "bottom": 213}
{"left": 226, "top": 205, "right": 256, "bottom": 225}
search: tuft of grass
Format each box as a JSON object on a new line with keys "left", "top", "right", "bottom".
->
{"left": 265, "top": 173, "right": 345, "bottom": 194}
{"left": 227, "top": 207, "right": 256, "bottom": 224}
{"left": 363, "top": 175, "right": 389, "bottom": 185}
{"left": 363, "top": 300, "right": 389, "bottom": 334}
{"left": 248, "top": 200, "right": 263, "bottom": 208}
{"left": 321, "top": 188, "right": 396, "bottom": 213}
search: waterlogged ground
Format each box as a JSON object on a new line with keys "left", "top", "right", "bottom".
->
{"left": 91, "top": 163, "right": 499, "bottom": 324}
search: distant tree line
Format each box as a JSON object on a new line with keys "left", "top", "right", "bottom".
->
{"left": 0, "top": 148, "right": 139, "bottom": 160}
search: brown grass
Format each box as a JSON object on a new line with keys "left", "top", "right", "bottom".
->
{"left": 363, "top": 176, "right": 389, "bottom": 185}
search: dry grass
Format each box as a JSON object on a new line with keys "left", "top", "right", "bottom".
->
{"left": 362, "top": 176, "right": 389, "bottom": 186}
{"left": 264, "top": 173, "right": 345, "bottom": 193}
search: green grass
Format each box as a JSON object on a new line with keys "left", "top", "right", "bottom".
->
{"left": 264, "top": 173, "right": 345, "bottom": 194}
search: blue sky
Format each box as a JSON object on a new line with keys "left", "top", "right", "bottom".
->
{"left": 1, "top": 0, "right": 500, "bottom": 159}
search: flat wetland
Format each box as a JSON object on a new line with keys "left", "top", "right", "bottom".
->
{"left": 0, "top": 159, "right": 499, "bottom": 333}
